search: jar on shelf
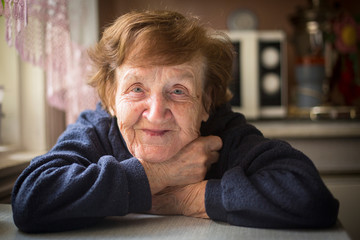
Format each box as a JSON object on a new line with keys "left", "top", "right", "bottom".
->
{"left": 290, "top": 0, "right": 335, "bottom": 108}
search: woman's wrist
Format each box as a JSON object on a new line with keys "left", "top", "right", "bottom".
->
{"left": 182, "top": 180, "right": 209, "bottom": 218}
{"left": 138, "top": 159, "right": 167, "bottom": 195}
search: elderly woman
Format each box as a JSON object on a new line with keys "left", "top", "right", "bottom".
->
{"left": 12, "top": 10, "right": 338, "bottom": 233}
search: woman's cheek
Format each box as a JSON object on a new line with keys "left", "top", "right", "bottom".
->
{"left": 115, "top": 99, "right": 135, "bottom": 133}
{"left": 116, "top": 103, "right": 139, "bottom": 154}
{"left": 173, "top": 103, "right": 202, "bottom": 137}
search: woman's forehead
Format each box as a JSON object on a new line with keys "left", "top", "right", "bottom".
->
{"left": 120, "top": 55, "right": 205, "bottom": 78}
{"left": 118, "top": 63, "right": 198, "bottom": 81}
{"left": 116, "top": 59, "right": 206, "bottom": 90}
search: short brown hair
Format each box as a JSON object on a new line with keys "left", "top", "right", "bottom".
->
{"left": 88, "top": 10, "right": 234, "bottom": 114}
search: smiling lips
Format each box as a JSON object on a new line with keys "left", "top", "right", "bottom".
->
{"left": 142, "top": 129, "right": 170, "bottom": 136}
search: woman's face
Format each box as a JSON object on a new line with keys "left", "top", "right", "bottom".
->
{"left": 112, "top": 58, "right": 209, "bottom": 163}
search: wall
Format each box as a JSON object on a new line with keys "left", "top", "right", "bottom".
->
{"left": 99, "top": 0, "right": 305, "bottom": 30}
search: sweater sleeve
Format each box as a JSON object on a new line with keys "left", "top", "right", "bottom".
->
{"left": 11, "top": 110, "right": 152, "bottom": 233}
{"left": 204, "top": 123, "right": 339, "bottom": 229}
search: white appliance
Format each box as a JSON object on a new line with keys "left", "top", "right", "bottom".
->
{"left": 225, "top": 30, "right": 287, "bottom": 119}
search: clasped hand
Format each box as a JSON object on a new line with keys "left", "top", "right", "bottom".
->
{"left": 139, "top": 136, "right": 222, "bottom": 218}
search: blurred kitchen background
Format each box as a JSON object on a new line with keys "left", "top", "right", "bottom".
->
{"left": 1, "top": 0, "right": 360, "bottom": 239}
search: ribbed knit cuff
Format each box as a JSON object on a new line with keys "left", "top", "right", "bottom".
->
{"left": 120, "top": 157, "right": 152, "bottom": 213}
{"left": 205, "top": 179, "right": 227, "bottom": 222}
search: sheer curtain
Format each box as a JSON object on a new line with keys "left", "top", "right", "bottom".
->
{"left": 0, "top": 0, "right": 99, "bottom": 124}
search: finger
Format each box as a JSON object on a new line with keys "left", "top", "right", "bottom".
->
{"left": 209, "top": 151, "right": 220, "bottom": 164}
{"left": 205, "top": 136, "right": 223, "bottom": 152}
{"left": 205, "top": 151, "right": 219, "bottom": 169}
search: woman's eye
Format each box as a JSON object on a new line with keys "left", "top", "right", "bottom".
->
{"left": 172, "top": 89, "right": 184, "bottom": 95}
{"left": 127, "top": 85, "right": 146, "bottom": 98}
{"left": 132, "top": 87, "right": 143, "bottom": 93}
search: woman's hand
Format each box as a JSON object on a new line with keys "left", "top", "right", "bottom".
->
{"left": 149, "top": 181, "right": 209, "bottom": 218}
{"left": 139, "top": 136, "right": 222, "bottom": 195}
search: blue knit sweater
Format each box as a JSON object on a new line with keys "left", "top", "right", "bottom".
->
{"left": 11, "top": 103, "right": 339, "bottom": 232}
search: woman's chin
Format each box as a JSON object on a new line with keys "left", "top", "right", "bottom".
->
{"left": 133, "top": 146, "right": 178, "bottom": 163}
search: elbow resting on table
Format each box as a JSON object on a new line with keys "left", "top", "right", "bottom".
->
{"left": 12, "top": 196, "right": 100, "bottom": 233}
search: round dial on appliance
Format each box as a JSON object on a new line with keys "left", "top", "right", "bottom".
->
{"left": 261, "top": 47, "right": 280, "bottom": 69}
{"left": 227, "top": 9, "right": 258, "bottom": 30}
{"left": 262, "top": 73, "right": 280, "bottom": 95}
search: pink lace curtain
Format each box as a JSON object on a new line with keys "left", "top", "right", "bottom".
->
{"left": 0, "top": 0, "right": 99, "bottom": 124}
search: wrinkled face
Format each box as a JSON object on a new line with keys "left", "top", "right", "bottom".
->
{"left": 111, "top": 58, "right": 209, "bottom": 163}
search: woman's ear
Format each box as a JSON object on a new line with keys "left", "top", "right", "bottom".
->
{"left": 201, "top": 110, "right": 209, "bottom": 122}
{"left": 201, "top": 92, "right": 211, "bottom": 122}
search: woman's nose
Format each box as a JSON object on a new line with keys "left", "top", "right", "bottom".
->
{"left": 143, "top": 94, "right": 172, "bottom": 123}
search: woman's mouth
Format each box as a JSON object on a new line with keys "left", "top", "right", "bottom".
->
{"left": 142, "top": 129, "right": 170, "bottom": 137}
